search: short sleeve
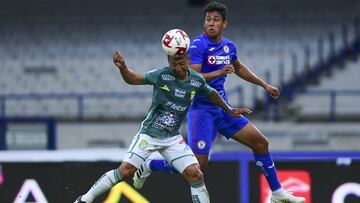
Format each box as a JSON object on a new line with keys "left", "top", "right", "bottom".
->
{"left": 144, "top": 68, "right": 162, "bottom": 85}
{"left": 197, "top": 75, "right": 214, "bottom": 97}
{"left": 231, "top": 43, "right": 238, "bottom": 62}
{"left": 198, "top": 82, "right": 214, "bottom": 97}
{"left": 188, "top": 39, "right": 205, "bottom": 65}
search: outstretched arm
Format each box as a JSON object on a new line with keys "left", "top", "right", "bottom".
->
{"left": 206, "top": 89, "right": 252, "bottom": 117}
{"left": 113, "top": 51, "right": 145, "bottom": 85}
{"left": 232, "top": 59, "right": 280, "bottom": 99}
{"left": 189, "top": 64, "right": 235, "bottom": 81}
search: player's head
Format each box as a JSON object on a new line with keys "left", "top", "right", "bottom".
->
{"left": 203, "top": 2, "right": 228, "bottom": 39}
{"left": 167, "top": 54, "right": 189, "bottom": 79}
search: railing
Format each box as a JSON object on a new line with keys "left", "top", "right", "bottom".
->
{"left": 2, "top": 89, "right": 360, "bottom": 122}
{"left": 259, "top": 19, "right": 360, "bottom": 121}
{"left": 0, "top": 92, "right": 152, "bottom": 120}
{"left": 0, "top": 87, "right": 245, "bottom": 120}
{"left": 264, "top": 90, "right": 360, "bottom": 121}
{"left": 295, "top": 90, "right": 360, "bottom": 121}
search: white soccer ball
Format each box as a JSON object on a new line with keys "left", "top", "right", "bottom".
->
{"left": 161, "top": 29, "right": 190, "bottom": 56}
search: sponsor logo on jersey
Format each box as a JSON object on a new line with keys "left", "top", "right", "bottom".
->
{"left": 190, "top": 80, "right": 201, "bottom": 87}
{"left": 171, "top": 103, "right": 187, "bottom": 111}
{"left": 208, "top": 55, "right": 230, "bottom": 65}
{"left": 208, "top": 56, "right": 216, "bottom": 64}
{"left": 223, "top": 45, "right": 230, "bottom": 53}
{"left": 197, "top": 140, "right": 206, "bottom": 149}
{"left": 152, "top": 112, "right": 178, "bottom": 132}
{"left": 175, "top": 88, "right": 186, "bottom": 98}
{"left": 161, "top": 74, "right": 175, "bottom": 81}
{"left": 209, "top": 47, "right": 215, "bottom": 51}
{"left": 160, "top": 84, "right": 170, "bottom": 91}
{"left": 165, "top": 101, "right": 187, "bottom": 111}
{"left": 138, "top": 139, "right": 148, "bottom": 150}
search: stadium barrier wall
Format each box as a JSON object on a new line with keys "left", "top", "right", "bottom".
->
{"left": 0, "top": 150, "right": 359, "bottom": 203}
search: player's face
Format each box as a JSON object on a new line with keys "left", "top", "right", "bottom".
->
{"left": 204, "top": 11, "right": 227, "bottom": 40}
{"left": 168, "top": 55, "right": 189, "bottom": 79}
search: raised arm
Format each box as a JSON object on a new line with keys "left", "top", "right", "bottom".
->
{"left": 113, "top": 51, "right": 145, "bottom": 85}
{"left": 232, "top": 59, "right": 280, "bottom": 99}
{"left": 189, "top": 64, "right": 235, "bottom": 81}
{"left": 206, "top": 89, "right": 252, "bottom": 117}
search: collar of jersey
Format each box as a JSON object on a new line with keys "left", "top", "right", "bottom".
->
{"left": 202, "top": 33, "right": 223, "bottom": 45}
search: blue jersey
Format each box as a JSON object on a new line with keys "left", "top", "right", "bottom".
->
{"left": 187, "top": 34, "right": 249, "bottom": 155}
{"left": 188, "top": 34, "right": 238, "bottom": 109}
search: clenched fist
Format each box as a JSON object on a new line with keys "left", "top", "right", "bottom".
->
{"left": 220, "top": 64, "right": 235, "bottom": 75}
{"left": 113, "top": 51, "right": 126, "bottom": 69}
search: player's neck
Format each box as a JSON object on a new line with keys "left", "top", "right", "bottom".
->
{"left": 205, "top": 33, "right": 222, "bottom": 43}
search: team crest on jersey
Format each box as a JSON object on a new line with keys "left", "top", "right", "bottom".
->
{"left": 223, "top": 45, "right": 230, "bottom": 53}
{"left": 197, "top": 140, "right": 206, "bottom": 149}
{"left": 208, "top": 55, "right": 216, "bottom": 64}
{"left": 138, "top": 139, "right": 148, "bottom": 150}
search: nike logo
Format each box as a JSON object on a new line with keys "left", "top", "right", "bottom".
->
{"left": 209, "top": 47, "right": 215, "bottom": 51}
{"left": 160, "top": 85, "right": 170, "bottom": 91}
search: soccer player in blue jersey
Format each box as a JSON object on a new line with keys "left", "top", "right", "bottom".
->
{"left": 133, "top": 2, "right": 305, "bottom": 203}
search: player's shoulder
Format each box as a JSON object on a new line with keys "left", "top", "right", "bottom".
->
{"left": 146, "top": 66, "right": 170, "bottom": 77}
{"left": 189, "top": 69, "right": 206, "bottom": 82}
{"left": 222, "top": 37, "right": 237, "bottom": 47}
{"left": 190, "top": 34, "right": 208, "bottom": 48}
{"left": 151, "top": 66, "right": 170, "bottom": 73}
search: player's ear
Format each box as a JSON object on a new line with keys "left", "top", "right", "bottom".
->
{"left": 223, "top": 20, "right": 228, "bottom": 29}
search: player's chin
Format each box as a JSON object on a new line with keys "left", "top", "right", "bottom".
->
{"left": 175, "top": 70, "right": 186, "bottom": 78}
{"left": 206, "top": 30, "right": 218, "bottom": 37}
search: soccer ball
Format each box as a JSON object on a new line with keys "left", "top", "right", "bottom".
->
{"left": 161, "top": 29, "right": 190, "bottom": 56}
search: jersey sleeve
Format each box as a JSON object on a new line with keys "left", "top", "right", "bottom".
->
{"left": 231, "top": 43, "right": 239, "bottom": 62}
{"left": 197, "top": 76, "right": 214, "bottom": 97}
{"left": 143, "top": 68, "right": 162, "bottom": 85}
{"left": 188, "top": 39, "right": 205, "bottom": 65}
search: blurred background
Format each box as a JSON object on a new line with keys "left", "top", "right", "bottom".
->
{"left": 0, "top": 0, "right": 359, "bottom": 202}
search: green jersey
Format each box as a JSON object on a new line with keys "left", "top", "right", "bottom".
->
{"left": 139, "top": 66, "right": 213, "bottom": 139}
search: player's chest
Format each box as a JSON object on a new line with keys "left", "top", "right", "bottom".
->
{"left": 155, "top": 80, "right": 198, "bottom": 103}
{"left": 205, "top": 44, "right": 233, "bottom": 66}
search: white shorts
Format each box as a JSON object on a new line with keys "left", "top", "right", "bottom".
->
{"left": 123, "top": 133, "right": 198, "bottom": 173}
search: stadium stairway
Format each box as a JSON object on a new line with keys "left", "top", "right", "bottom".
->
{"left": 266, "top": 23, "right": 360, "bottom": 122}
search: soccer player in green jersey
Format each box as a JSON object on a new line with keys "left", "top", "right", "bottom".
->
{"left": 74, "top": 50, "right": 252, "bottom": 203}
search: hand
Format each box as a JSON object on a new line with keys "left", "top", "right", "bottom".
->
{"left": 219, "top": 64, "right": 235, "bottom": 76}
{"left": 229, "top": 107, "right": 252, "bottom": 117}
{"left": 265, "top": 84, "right": 280, "bottom": 99}
{"left": 113, "top": 50, "right": 126, "bottom": 69}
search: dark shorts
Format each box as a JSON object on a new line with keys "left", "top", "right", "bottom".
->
{"left": 187, "top": 107, "right": 249, "bottom": 155}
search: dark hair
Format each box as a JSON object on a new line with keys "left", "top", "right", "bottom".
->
{"left": 167, "top": 54, "right": 188, "bottom": 61}
{"left": 203, "top": 2, "right": 228, "bottom": 20}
